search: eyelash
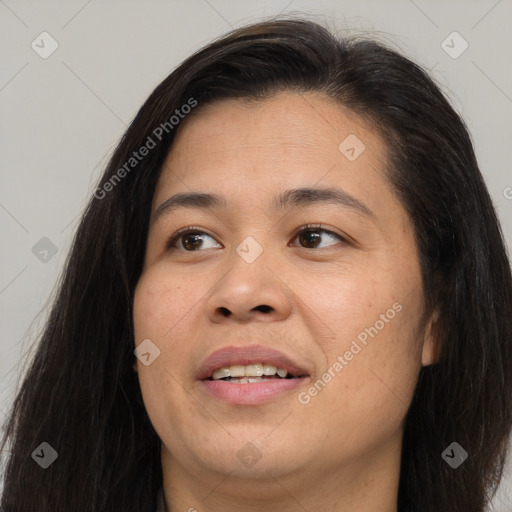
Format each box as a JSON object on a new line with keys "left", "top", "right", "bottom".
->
{"left": 165, "top": 224, "right": 347, "bottom": 252}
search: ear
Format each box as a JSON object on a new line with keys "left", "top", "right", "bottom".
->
{"left": 421, "top": 309, "right": 440, "bottom": 366}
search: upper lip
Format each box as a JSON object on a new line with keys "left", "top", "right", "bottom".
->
{"left": 197, "top": 344, "right": 311, "bottom": 380}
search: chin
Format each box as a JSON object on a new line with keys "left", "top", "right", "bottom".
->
{"left": 192, "top": 435, "right": 308, "bottom": 478}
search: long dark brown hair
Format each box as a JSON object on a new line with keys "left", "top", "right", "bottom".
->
{"left": 2, "top": 17, "right": 511, "bottom": 512}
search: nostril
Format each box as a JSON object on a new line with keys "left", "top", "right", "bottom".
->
{"left": 218, "top": 307, "right": 231, "bottom": 317}
{"left": 255, "top": 305, "right": 272, "bottom": 313}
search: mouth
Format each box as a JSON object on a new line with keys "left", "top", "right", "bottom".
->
{"left": 197, "top": 345, "right": 311, "bottom": 405}
{"left": 206, "top": 362, "right": 307, "bottom": 383}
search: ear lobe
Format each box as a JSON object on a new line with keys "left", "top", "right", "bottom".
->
{"left": 421, "top": 309, "right": 440, "bottom": 366}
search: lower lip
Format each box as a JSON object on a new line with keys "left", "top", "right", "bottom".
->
{"left": 200, "top": 378, "right": 306, "bottom": 405}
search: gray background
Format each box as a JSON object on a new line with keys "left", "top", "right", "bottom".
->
{"left": 1, "top": 1, "right": 511, "bottom": 509}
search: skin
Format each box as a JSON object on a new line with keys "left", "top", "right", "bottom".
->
{"left": 133, "top": 92, "right": 438, "bottom": 512}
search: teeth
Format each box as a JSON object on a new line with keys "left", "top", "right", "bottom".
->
{"left": 211, "top": 363, "right": 289, "bottom": 380}
{"left": 246, "top": 364, "right": 263, "bottom": 376}
{"left": 229, "top": 365, "right": 245, "bottom": 378}
{"left": 231, "top": 377, "right": 266, "bottom": 384}
{"left": 212, "top": 367, "right": 230, "bottom": 380}
{"left": 262, "top": 364, "right": 277, "bottom": 376}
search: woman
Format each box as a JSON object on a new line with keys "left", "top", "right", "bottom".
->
{"left": 1, "top": 17, "right": 511, "bottom": 512}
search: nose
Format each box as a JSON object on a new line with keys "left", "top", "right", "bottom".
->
{"left": 205, "top": 251, "right": 293, "bottom": 324}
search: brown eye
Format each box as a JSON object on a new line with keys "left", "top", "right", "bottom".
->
{"left": 166, "top": 225, "right": 346, "bottom": 252}
{"left": 166, "top": 228, "right": 221, "bottom": 252}
{"left": 291, "top": 225, "right": 346, "bottom": 249}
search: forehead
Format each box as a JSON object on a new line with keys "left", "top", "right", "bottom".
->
{"left": 150, "top": 92, "right": 407, "bottom": 235}
{"left": 155, "top": 93, "right": 386, "bottom": 188}
{"left": 165, "top": 92, "right": 381, "bottom": 158}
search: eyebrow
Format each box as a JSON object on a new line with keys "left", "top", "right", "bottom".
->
{"left": 151, "top": 187, "right": 375, "bottom": 225}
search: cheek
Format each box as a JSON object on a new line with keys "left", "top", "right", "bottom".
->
{"left": 133, "top": 268, "right": 202, "bottom": 439}
{"left": 132, "top": 266, "right": 202, "bottom": 400}
{"left": 321, "top": 302, "right": 420, "bottom": 409}
{"left": 293, "top": 263, "right": 404, "bottom": 348}
{"left": 133, "top": 266, "right": 200, "bottom": 341}
{"left": 295, "top": 262, "right": 423, "bottom": 415}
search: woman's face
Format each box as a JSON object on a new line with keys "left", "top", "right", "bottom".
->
{"left": 133, "top": 92, "right": 436, "bottom": 493}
